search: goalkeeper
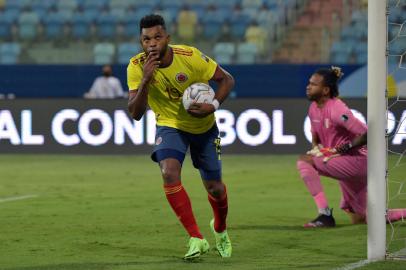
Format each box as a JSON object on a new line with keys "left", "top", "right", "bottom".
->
{"left": 297, "top": 67, "right": 406, "bottom": 227}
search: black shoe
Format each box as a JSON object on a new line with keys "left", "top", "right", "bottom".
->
{"left": 304, "top": 209, "right": 336, "bottom": 228}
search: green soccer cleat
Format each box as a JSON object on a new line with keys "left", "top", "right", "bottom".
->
{"left": 210, "top": 219, "right": 232, "bottom": 258}
{"left": 183, "top": 237, "right": 210, "bottom": 260}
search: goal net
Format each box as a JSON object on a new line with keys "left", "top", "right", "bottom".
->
{"left": 386, "top": 0, "right": 406, "bottom": 259}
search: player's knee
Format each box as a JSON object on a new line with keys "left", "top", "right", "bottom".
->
{"left": 161, "top": 167, "right": 180, "bottom": 183}
{"left": 297, "top": 159, "right": 307, "bottom": 170}
{"left": 206, "top": 182, "right": 224, "bottom": 198}
{"left": 297, "top": 158, "right": 315, "bottom": 180}
{"left": 297, "top": 155, "right": 313, "bottom": 167}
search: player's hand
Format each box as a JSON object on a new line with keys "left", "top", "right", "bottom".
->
{"left": 187, "top": 103, "right": 215, "bottom": 118}
{"left": 306, "top": 144, "right": 324, "bottom": 157}
{"left": 335, "top": 143, "right": 352, "bottom": 154}
{"left": 307, "top": 146, "right": 322, "bottom": 157}
{"left": 320, "top": 147, "right": 337, "bottom": 157}
{"left": 142, "top": 51, "right": 160, "bottom": 84}
{"left": 319, "top": 147, "right": 340, "bottom": 163}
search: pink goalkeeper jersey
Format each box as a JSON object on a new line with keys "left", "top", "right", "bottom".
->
{"left": 308, "top": 98, "right": 367, "bottom": 156}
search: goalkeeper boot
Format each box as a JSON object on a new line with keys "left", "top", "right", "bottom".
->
{"left": 304, "top": 209, "right": 336, "bottom": 228}
{"left": 210, "top": 219, "right": 232, "bottom": 258}
{"left": 183, "top": 237, "right": 210, "bottom": 260}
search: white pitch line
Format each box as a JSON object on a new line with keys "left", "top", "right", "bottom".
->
{"left": 0, "top": 194, "right": 38, "bottom": 203}
{"left": 333, "top": 259, "right": 370, "bottom": 270}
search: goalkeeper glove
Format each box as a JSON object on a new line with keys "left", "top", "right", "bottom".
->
{"left": 335, "top": 142, "right": 352, "bottom": 154}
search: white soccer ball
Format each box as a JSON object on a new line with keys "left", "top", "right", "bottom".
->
{"left": 182, "top": 82, "right": 215, "bottom": 110}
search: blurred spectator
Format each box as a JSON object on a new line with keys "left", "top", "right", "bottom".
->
{"left": 84, "top": 65, "right": 126, "bottom": 99}
{"left": 257, "top": 4, "right": 279, "bottom": 42}
{"left": 217, "top": 23, "right": 233, "bottom": 42}
{"left": 176, "top": 5, "right": 198, "bottom": 43}
{"left": 93, "top": 42, "right": 115, "bottom": 64}
{"left": 244, "top": 21, "right": 268, "bottom": 56}
{"left": 0, "top": 0, "right": 4, "bottom": 8}
{"left": 232, "top": 3, "right": 244, "bottom": 17}
{"left": 229, "top": 4, "right": 251, "bottom": 40}
{"left": 18, "top": 6, "right": 40, "bottom": 40}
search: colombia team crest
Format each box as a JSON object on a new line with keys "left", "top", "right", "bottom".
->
{"left": 175, "top": 72, "right": 188, "bottom": 83}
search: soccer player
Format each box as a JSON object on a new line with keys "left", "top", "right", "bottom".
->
{"left": 297, "top": 66, "right": 406, "bottom": 227}
{"left": 127, "top": 14, "right": 234, "bottom": 259}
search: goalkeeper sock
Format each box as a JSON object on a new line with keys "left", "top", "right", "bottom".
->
{"left": 208, "top": 184, "right": 228, "bottom": 233}
{"left": 164, "top": 182, "right": 203, "bottom": 239}
{"left": 297, "top": 161, "right": 330, "bottom": 214}
{"left": 387, "top": 208, "right": 406, "bottom": 222}
{"left": 314, "top": 192, "right": 329, "bottom": 214}
{"left": 318, "top": 206, "right": 332, "bottom": 216}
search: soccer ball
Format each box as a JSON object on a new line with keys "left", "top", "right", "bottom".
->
{"left": 182, "top": 82, "right": 215, "bottom": 110}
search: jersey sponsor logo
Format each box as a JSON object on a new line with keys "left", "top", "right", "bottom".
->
{"left": 175, "top": 72, "right": 188, "bottom": 83}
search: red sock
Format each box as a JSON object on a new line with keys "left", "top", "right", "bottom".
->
{"left": 208, "top": 184, "right": 228, "bottom": 233}
{"left": 164, "top": 183, "right": 203, "bottom": 239}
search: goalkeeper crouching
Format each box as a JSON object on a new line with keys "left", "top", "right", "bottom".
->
{"left": 297, "top": 66, "right": 406, "bottom": 227}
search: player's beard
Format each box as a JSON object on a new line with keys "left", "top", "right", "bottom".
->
{"left": 146, "top": 45, "right": 168, "bottom": 61}
{"left": 307, "top": 92, "right": 322, "bottom": 102}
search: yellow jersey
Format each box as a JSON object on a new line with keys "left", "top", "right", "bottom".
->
{"left": 127, "top": 44, "right": 217, "bottom": 134}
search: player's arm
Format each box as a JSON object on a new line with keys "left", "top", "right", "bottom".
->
{"left": 333, "top": 105, "right": 368, "bottom": 153}
{"left": 306, "top": 110, "right": 322, "bottom": 156}
{"left": 312, "top": 132, "right": 320, "bottom": 148}
{"left": 351, "top": 132, "right": 367, "bottom": 147}
{"left": 187, "top": 66, "right": 234, "bottom": 117}
{"left": 210, "top": 65, "right": 235, "bottom": 105}
{"left": 336, "top": 132, "right": 367, "bottom": 153}
{"left": 128, "top": 52, "right": 160, "bottom": 120}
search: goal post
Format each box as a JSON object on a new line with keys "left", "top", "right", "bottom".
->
{"left": 367, "top": 0, "right": 387, "bottom": 261}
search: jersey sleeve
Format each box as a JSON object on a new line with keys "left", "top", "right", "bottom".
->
{"left": 332, "top": 102, "right": 367, "bottom": 135}
{"left": 127, "top": 59, "right": 143, "bottom": 91}
{"left": 191, "top": 47, "right": 218, "bottom": 81}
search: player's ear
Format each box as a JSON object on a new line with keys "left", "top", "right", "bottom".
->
{"left": 166, "top": 34, "right": 171, "bottom": 43}
{"left": 322, "top": 86, "right": 330, "bottom": 96}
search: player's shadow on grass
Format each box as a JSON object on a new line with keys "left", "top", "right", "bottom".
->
{"left": 231, "top": 224, "right": 353, "bottom": 231}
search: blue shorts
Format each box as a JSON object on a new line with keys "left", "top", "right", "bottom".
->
{"left": 151, "top": 124, "right": 222, "bottom": 180}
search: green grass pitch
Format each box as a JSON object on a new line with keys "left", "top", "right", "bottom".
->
{"left": 0, "top": 154, "right": 405, "bottom": 270}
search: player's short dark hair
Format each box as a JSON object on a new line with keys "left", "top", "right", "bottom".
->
{"left": 139, "top": 14, "right": 166, "bottom": 34}
{"left": 315, "top": 66, "right": 344, "bottom": 98}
